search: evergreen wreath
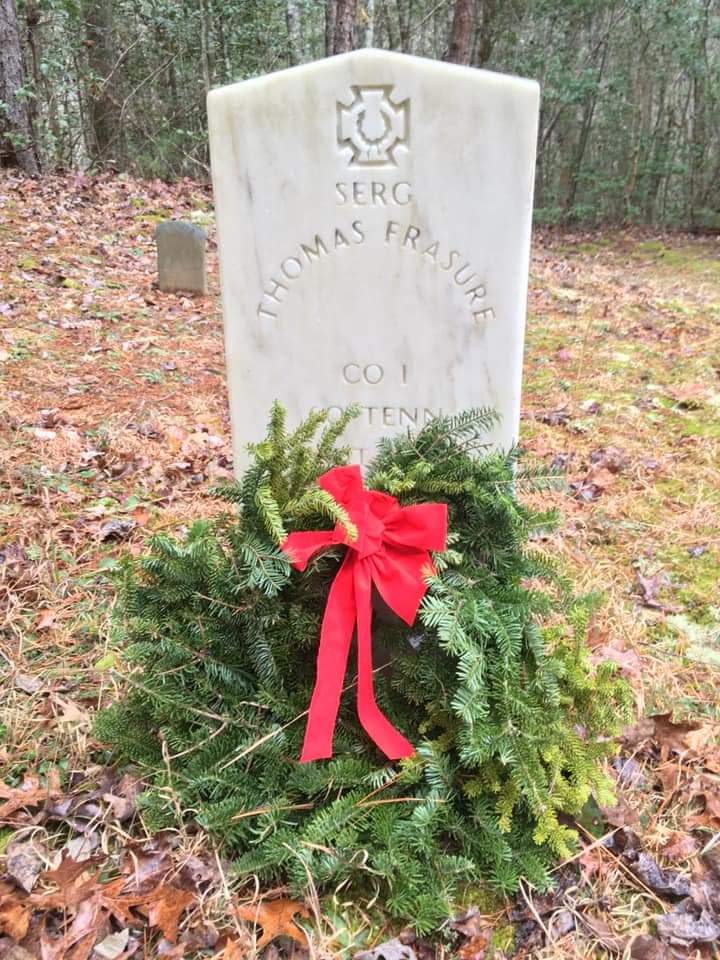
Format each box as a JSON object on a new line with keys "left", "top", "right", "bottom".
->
{"left": 95, "top": 405, "right": 632, "bottom": 931}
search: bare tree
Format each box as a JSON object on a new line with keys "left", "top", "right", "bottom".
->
{"left": 199, "top": 0, "right": 213, "bottom": 95}
{"left": 333, "top": 0, "right": 357, "bottom": 54}
{"left": 287, "top": 0, "right": 302, "bottom": 65}
{"left": 472, "top": 0, "right": 496, "bottom": 67}
{"left": 83, "top": 0, "right": 120, "bottom": 164}
{"left": 445, "top": 0, "right": 474, "bottom": 65}
{"left": 325, "top": 0, "right": 335, "bottom": 56}
{"left": 0, "top": 0, "right": 40, "bottom": 174}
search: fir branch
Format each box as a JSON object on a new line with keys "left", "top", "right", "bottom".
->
{"left": 97, "top": 403, "right": 633, "bottom": 921}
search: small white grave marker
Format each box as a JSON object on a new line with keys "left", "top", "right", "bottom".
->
{"left": 208, "top": 50, "right": 539, "bottom": 469}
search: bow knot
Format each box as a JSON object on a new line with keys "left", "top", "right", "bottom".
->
{"left": 282, "top": 465, "right": 447, "bottom": 762}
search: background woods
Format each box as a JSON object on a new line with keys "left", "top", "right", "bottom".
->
{"left": 1, "top": 0, "right": 719, "bottom": 226}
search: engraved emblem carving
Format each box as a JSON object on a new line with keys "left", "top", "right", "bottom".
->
{"left": 337, "top": 85, "right": 409, "bottom": 167}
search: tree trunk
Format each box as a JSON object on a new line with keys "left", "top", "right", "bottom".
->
{"left": 333, "top": 0, "right": 356, "bottom": 54}
{"left": 564, "top": 30, "right": 610, "bottom": 219}
{"left": 325, "top": 0, "right": 335, "bottom": 56}
{"left": 25, "top": 0, "right": 40, "bottom": 133}
{"left": 287, "top": 0, "right": 302, "bottom": 65}
{"left": 445, "top": 0, "right": 474, "bottom": 65}
{"left": 0, "top": 0, "right": 40, "bottom": 174}
{"left": 365, "top": 0, "right": 374, "bottom": 47}
{"left": 83, "top": 0, "right": 120, "bottom": 165}
{"left": 397, "top": 0, "right": 412, "bottom": 52}
{"left": 472, "top": 0, "right": 496, "bottom": 67}
{"left": 212, "top": 0, "right": 232, "bottom": 82}
{"left": 199, "top": 0, "right": 212, "bottom": 96}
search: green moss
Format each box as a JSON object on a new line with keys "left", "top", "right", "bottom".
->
{"left": 636, "top": 240, "right": 666, "bottom": 254}
{"left": 553, "top": 238, "right": 612, "bottom": 255}
{"left": 634, "top": 241, "right": 720, "bottom": 279}
{"left": 656, "top": 546, "right": 720, "bottom": 615}
{"left": 676, "top": 415, "right": 720, "bottom": 439}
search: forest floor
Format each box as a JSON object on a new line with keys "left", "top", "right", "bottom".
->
{"left": 1, "top": 171, "right": 719, "bottom": 959}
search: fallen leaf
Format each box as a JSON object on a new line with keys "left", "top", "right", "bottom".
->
{"left": 0, "top": 895, "right": 31, "bottom": 940}
{"left": 121, "top": 842, "right": 172, "bottom": 892}
{"left": 129, "top": 505, "right": 151, "bottom": 526}
{"left": 217, "top": 942, "right": 249, "bottom": 960}
{"left": 634, "top": 573, "right": 672, "bottom": 610}
{"left": 590, "top": 636, "right": 642, "bottom": 683}
{"left": 575, "top": 914, "right": 627, "bottom": 954}
{"left": 235, "top": 898, "right": 310, "bottom": 949}
{"left": 586, "top": 466, "right": 617, "bottom": 490}
{"left": 0, "top": 543, "right": 27, "bottom": 569}
{"left": 449, "top": 907, "right": 488, "bottom": 939}
{"left": 155, "top": 940, "right": 185, "bottom": 958}
{"left": 42, "top": 852, "right": 106, "bottom": 886}
{"left": 630, "top": 852, "right": 691, "bottom": 900}
{"left": 547, "top": 909, "right": 575, "bottom": 941}
{"left": 652, "top": 714, "right": 717, "bottom": 760}
{"left": 61, "top": 894, "right": 104, "bottom": 954}
{"left": 654, "top": 761, "right": 683, "bottom": 799}
{"left": 621, "top": 717, "right": 656, "bottom": 750}
{"left": 629, "top": 934, "right": 673, "bottom": 959}
{"left": 690, "top": 863, "right": 720, "bottom": 915}
{"left": 355, "top": 938, "right": 417, "bottom": 960}
{"left": 458, "top": 932, "right": 490, "bottom": 960}
{"left": 656, "top": 899, "right": 720, "bottom": 945}
{"left": 667, "top": 383, "right": 707, "bottom": 409}
{"left": 6, "top": 840, "right": 45, "bottom": 893}
{"left": 0, "top": 945, "right": 37, "bottom": 960}
{"left": 30, "top": 875, "right": 99, "bottom": 912}
{"left": 600, "top": 799, "right": 640, "bottom": 827}
{"left": 13, "top": 673, "right": 42, "bottom": 695}
{"left": 578, "top": 843, "right": 608, "bottom": 886}
{"left": 612, "top": 756, "right": 647, "bottom": 789}
{"left": 103, "top": 776, "right": 144, "bottom": 822}
{"left": 52, "top": 695, "right": 91, "bottom": 728}
{"left": 93, "top": 928, "right": 130, "bottom": 959}
{"left": 40, "top": 930, "right": 70, "bottom": 960}
{"left": 589, "top": 447, "right": 629, "bottom": 473}
{"left": 685, "top": 775, "right": 720, "bottom": 829}
{"left": 98, "top": 876, "right": 149, "bottom": 925}
{"left": 569, "top": 477, "right": 603, "bottom": 502}
{"left": 146, "top": 885, "right": 194, "bottom": 944}
{"left": 164, "top": 425, "right": 187, "bottom": 452}
{"left": 177, "top": 921, "right": 218, "bottom": 952}
{"left": 98, "top": 518, "right": 135, "bottom": 541}
{"left": 660, "top": 832, "right": 700, "bottom": 862}
{"left": 35, "top": 608, "right": 57, "bottom": 631}
{"left": 176, "top": 854, "right": 219, "bottom": 889}
{"left": 535, "top": 408, "right": 570, "bottom": 427}
{"left": 65, "top": 832, "right": 100, "bottom": 863}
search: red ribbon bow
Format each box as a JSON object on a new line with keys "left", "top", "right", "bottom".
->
{"left": 281, "top": 465, "right": 447, "bottom": 762}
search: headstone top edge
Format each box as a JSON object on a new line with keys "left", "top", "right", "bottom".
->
{"left": 155, "top": 220, "right": 206, "bottom": 237}
{"left": 206, "top": 50, "right": 539, "bottom": 105}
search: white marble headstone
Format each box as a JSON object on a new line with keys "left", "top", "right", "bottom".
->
{"left": 208, "top": 50, "right": 539, "bottom": 469}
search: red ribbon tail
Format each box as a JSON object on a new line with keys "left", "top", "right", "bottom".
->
{"left": 354, "top": 561, "right": 414, "bottom": 761}
{"left": 300, "top": 552, "right": 356, "bottom": 762}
